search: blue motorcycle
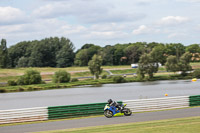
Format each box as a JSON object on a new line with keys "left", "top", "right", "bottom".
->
{"left": 104, "top": 104, "right": 132, "bottom": 118}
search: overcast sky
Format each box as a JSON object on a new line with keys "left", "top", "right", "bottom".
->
{"left": 0, "top": 0, "right": 200, "bottom": 49}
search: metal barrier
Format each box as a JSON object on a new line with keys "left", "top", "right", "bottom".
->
{"left": 0, "top": 95, "right": 199, "bottom": 124}
{"left": 48, "top": 101, "right": 122, "bottom": 119}
{"left": 123, "top": 96, "right": 189, "bottom": 112}
{"left": 189, "top": 95, "right": 200, "bottom": 106}
{"left": 0, "top": 107, "right": 48, "bottom": 124}
{"left": 48, "top": 102, "right": 107, "bottom": 119}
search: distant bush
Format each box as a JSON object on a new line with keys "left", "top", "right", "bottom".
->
{"left": 193, "top": 69, "right": 200, "bottom": 78}
{"left": 101, "top": 74, "right": 107, "bottom": 79}
{"left": 17, "top": 69, "right": 42, "bottom": 85}
{"left": 71, "top": 78, "right": 79, "bottom": 82}
{"left": 53, "top": 70, "right": 71, "bottom": 83}
{"left": 17, "top": 76, "right": 25, "bottom": 85}
{"left": 0, "top": 88, "right": 6, "bottom": 93}
{"left": 112, "top": 76, "right": 126, "bottom": 83}
{"left": 7, "top": 80, "right": 17, "bottom": 86}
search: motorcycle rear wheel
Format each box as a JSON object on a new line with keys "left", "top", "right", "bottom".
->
{"left": 124, "top": 108, "right": 132, "bottom": 116}
{"left": 104, "top": 110, "right": 113, "bottom": 118}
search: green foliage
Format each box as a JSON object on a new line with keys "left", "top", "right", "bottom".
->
{"left": 165, "top": 52, "right": 192, "bottom": 75}
{"left": 138, "top": 53, "right": 159, "bottom": 79}
{"left": 17, "top": 56, "right": 29, "bottom": 67}
{"left": 5, "top": 36, "right": 200, "bottom": 69}
{"left": 17, "top": 69, "right": 42, "bottom": 85}
{"left": 112, "top": 76, "right": 126, "bottom": 83}
{"left": 8, "top": 37, "right": 75, "bottom": 68}
{"left": 88, "top": 54, "right": 103, "bottom": 79}
{"left": 150, "top": 45, "right": 166, "bottom": 65}
{"left": 178, "top": 52, "right": 192, "bottom": 75}
{"left": 100, "top": 45, "right": 114, "bottom": 65}
{"left": 124, "top": 43, "right": 145, "bottom": 64}
{"left": 113, "top": 44, "right": 127, "bottom": 65}
{"left": 0, "top": 39, "right": 8, "bottom": 68}
{"left": 186, "top": 44, "right": 200, "bottom": 53}
{"left": 53, "top": 70, "right": 71, "bottom": 83}
{"left": 56, "top": 42, "right": 75, "bottom": 67}
{"left": 165, "top": 55, "right": 179, "bottom": 73}
{"left": 17, "top": 76, "right": 26, "bottom": 85}
{"left": 165, "top": 43, "right": 185, "bottom": 59}
{"left": 101, "top": 74, "right": 107, "bottom": 79}
{"left": 193, "top": 69, "right": 200, "bottom": 78}
{"left": 8, "top": 41, "right": 33, "bottom": 67}
{"left": 7, "top": 80, "right": 17, "bottom": 86}
{"left": 75, "top": 44, "right": 101, "bottom": 66}
{"left": 71, "top": 78, "right": 79, "bottom": 82}
{"left": 74, "top": 49, "right": 88, "bottom": 66}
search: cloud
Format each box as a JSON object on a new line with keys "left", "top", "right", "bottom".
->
{"left": 159, "top": 16, "right": 189, "bottom": 26}
{"left": 132, "top": 25, "right": 156, "bottom": 35}
{"left": 177, "top": 0, "right": 200, "bottom": 2}
{"left": 84, "top": 31, "right": 128, "bottom": 40}
{"left": 33, "top": 1, "right": 146, "bottom": 23}
{"left": 0, "top": 6, "right": 29, "bottom": 25}
{"left": 168, "top": 33, "right": 187, "bottom": 39}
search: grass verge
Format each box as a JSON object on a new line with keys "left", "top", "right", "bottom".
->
{"left": 0, "top": 73, "right": 194, "bottom": 93}
{"left": 36, "top": 116, "right": 200, "bottom": 133}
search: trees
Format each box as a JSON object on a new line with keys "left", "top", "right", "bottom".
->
{"left": 150, "top": 45, "right": 166, "bottom": 65}
{"left": 124, "top": 43, "right": 145, "bottom": 64}
{"left": 137, "top": 53, "right": 159, "bottom": 79}
{"left": 165, "top": 52, "right": 192, "bottom": 75}
{"left": 53, "top": 70, "right": 71, "bottom": 83}
{"left": 88, "top": 54, "right": 103, "bottom": 79}
{"left": 165, "top": 43, "right": 185, "bottom": 59}
{"left": 8, "top": 37, "right": 75, "bottom": 68}
{"left": 165, "top": 55, "right": 179, "bottom": 73}
{"left": 74, "top": 44, "right": 101, "bottom": 66}
{"left": 186, "top": 44, "right": 200, "bottom": 53}
{"left": 178, "top": 52, "right": 192, "bottom": 75}
{"left": 8, "top": 41, "right": 33, "bottom": 67}
{"left": 56, "top": 40, "right": 75, "bottom": 67}
{"left": 17, "top": 69, "right": 42, "bottom": 85}
{"left": 100, "top": 45, "right": 114, "bottom": 66}
{"left": 113, "top": 44, "right": 127, "bottom": 65}
{"left": 0, "top": 39, "right": 8, "bottom": 68}
{"left": 74, "top": 49, "right": 89, "bottom": 66}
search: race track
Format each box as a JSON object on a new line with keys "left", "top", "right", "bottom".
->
{"left": 1, "top": 107, "right": 200, "bottom": 133}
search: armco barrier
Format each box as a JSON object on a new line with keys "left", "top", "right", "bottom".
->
{"left": 0, "top": 95, "right": 199, "bottom": 124}
{"left": 189, "top": 95, "right": 200, "bottom": 106}
{"left": 123, "top": 96, "right": 189, "bottom": 112}
{"left": 48, "top": 101, "right": 122, "bottom": 119}
{"left": 0, "top": 107, "right": 48, "bottom": 124}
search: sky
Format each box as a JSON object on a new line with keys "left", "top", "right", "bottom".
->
{"left": 0, "top": 0, "right": 200, "bottom": 49}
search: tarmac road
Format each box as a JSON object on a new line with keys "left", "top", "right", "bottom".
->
{"left": 1, "top": 107, "right": 200, "bottom": 133}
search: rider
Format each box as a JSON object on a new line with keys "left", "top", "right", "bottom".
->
{"left": 107, "top": 99, "right": 122, "bottom": 111}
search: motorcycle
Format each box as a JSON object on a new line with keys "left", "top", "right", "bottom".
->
{"left": 104, "top": 104, "right": 132, "bottom": 118}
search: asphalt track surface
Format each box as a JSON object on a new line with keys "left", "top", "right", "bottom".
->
{"left": 1, "top": 107, "right": 200, "bottom": 133}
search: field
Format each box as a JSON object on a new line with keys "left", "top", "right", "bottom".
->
{"left": 36, "top": 116, "right": 200, "bottom": 133}
{"left": 0, "top": 63, "right": 199, "bottom": 93}
{"left": 0, "top": 65, "right": 131, "bottom": 83}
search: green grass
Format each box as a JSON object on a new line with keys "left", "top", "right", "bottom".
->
{"left": 0, "top": 78, "right": 115, "bottom": 93}
{"left": 0, "top": 73, "right": 194, "bottom": 93}
{"left": 0, "top": 63, "right": 198, "bottom": 93}
{"left": 36, "top": 116, "right": 200, "bottom": 133}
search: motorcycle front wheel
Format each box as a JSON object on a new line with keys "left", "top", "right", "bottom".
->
{"left": 104, "top": 110, "right": 113, "bottom": 118}
{"left": 124, "top": 108, "right": 132, "bottom": 116}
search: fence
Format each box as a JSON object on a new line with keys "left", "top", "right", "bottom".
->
{"left": 0, "top": 107, "right": 48, "bottom": 124}
{"left": 0, "top": 95, "right": 199, "bottom": 124}
{"left": 124, "top": 96, "right": 189, "bottom": 112}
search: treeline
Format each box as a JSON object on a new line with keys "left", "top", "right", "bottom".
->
{"left": 0, "top": 37, "right": 200, "bottom": 68}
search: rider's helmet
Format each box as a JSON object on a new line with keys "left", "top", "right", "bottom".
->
{"left": 108, "top": 99, "right": 113, "bottom": 104}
